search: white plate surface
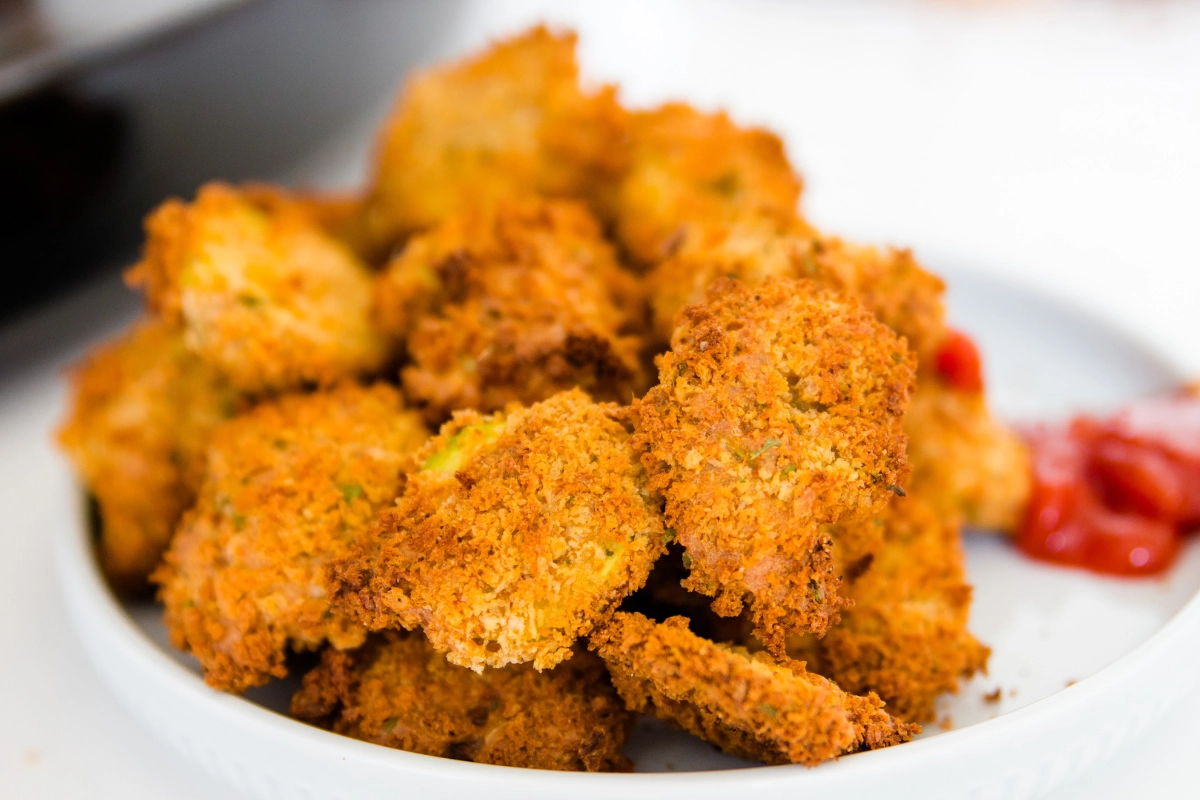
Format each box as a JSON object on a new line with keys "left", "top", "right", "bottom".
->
{"left": 57, "top": 264, "right": 1200, "bottom": 799}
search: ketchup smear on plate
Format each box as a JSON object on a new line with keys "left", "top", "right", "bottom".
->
{"left": 1017, "top": 390, "right": 1200, "bottom": 577}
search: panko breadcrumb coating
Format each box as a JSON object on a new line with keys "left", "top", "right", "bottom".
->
{"left": 58, "top": 319, "right": 242, "bottom": 591}
{"left": 606, "top": 104, "right": 801, "bottom": 267}
{"left": 154, "top": 382, "right": 428, "bottom": 693}
{"left": 126, "top": 182, "right": 391, "bottom": 394}
{"left": 646, "top": 211, "right": 946, "bottom": 363}
{"left": 373, "top": 198, "right": 648, "bottom": 422}
{"left": 905, "top": 379, "right": 1031, "bottom": 532}
{"left": 591, "top": 613, "right": 916, "bottom": 766}
{"left": 238, "top": 183, "right": 376, "bottom": 264}
{"left": 334, "top": 389, "right": 666, "bottom": 671}
{"left": 633, "top": 277, "right": 914, "bottom": 655}
{"left": 819, "top": 493, "right": 991, "bottom": 722}
{"left": 644, "top": 209, "right": 1029, "bottom": 532}
{"left": 292, "top": 632, "right": 633, "bottom": 771}
{"left": 364, "top": 26, "right": 628, "bottom": 249}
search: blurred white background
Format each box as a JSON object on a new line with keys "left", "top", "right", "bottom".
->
{"left": 2, "top": 1, "right": 1198, "bottom": 797}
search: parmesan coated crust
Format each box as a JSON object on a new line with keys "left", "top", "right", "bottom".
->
{"left": 605, "top": 104, "right": 801, "bottom": 267}
{"left": 590, "top": 613, "right": 916, "bottom": 766}
{"left": 646, "top": 211, "right": 947, "bottom": 363}
{"left": 632, "top": 277, "right": 915, "bottom": 655}
{"left": 154, "top": 383, "right": 428, "bottom": 693}
{"left": 905, "top": 380, "right": 1032, "bottom": 532}
{"left": 292, "top": 633, "right": 633, "bottom": 771}
{"left": 373, "top": 198, "right": 649, "bottom": 422}
{"left": 334, "top": 389, "right": 666, "bottom": 671}
{"left": 237, "top": 183, "right": 377, "bottom": 264}
{"left": 643, "top": 208, "right": 1029, "bottom": 532}
{"left": 364, "top": 26, "right": 628, "bottom": 249}
{"left": 819, "top": 493, "right": 991, "bottom": 722}
{"left": 57, "top": 319, "right": 241, "bottom": 591}
{"left": 126, "top": 182, "right": 390, "bottom": 394}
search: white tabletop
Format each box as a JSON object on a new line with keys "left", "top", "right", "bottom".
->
{"left": 4, "top": 0, "right": 1200, "bottom": 796}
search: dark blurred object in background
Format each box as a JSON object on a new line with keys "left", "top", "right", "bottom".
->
{"left": 0, "top": 0, "right": 463, "bottom": 325}
{"left": 0, "top": 86, "right": 126, "bottom": 318}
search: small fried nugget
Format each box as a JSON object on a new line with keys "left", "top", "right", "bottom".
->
{"left": 819, "top": 494, "right": 991, "bottom": 722}
{"left": 647, "top": 212, "right": 946, "bottom": 363}
{"left": 646, "top": 214, "right": 1028, "bottom": 532}
{"left": 292, "top": 632, "right": 633, "bottom": 771}
{"left": 154, "top": 382, "right": 428, "bottom": 693}
{"left": 58, "top": 319, "right": 242, "bottom": 591}
{"left": 591, "top": 613, "right": 916, "bottom": 766}
{"left": 373, "top": 198, "right": 649, "bottom": 422}
{"left": 905, "top": 379, "right": 1031, "bottom": 532}
{"left": 632, "top": 277, "right": 915, "bottom": 655}
{"left": 364, "top": 25, "right": 628, "bottom": 248}
{"left": 126, "top": 182, "right": 391, "bottom": 394}
{"left": 606, "top": 104, "right": 801, "bottom": 267}
{"left": 334, "top": 389, "right": 666, "bottom": 672}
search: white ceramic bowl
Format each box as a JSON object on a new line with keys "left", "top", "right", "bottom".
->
{"left": 56, "top": 266, "right": 1200, "bottom": 799}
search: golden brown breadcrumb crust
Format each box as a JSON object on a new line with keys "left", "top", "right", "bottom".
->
{"left": 154, "top": 382, "right": 428, "bottom": 693}
{"left": 818, "top": 493, "right": 991, "bottom": 722}
{"left": 632, "top": 277, "right": 914, "bottom": 655}
{"left": 646, "top": 211, "right": 947, "bottom": 364}
{"left": 334, "top": 389, "right": 666, "bottom": 671}
{"left": 292, "top": 632, "right": 633, "bottom": 771}
{"left": 57, "top": 319, "right": 242, "bottom": 591}
{"left": 126, "top": 182, "right": 390, "bottom": 394}
{"left": 905, "top": 380, "right": 1031, "bottom": 532}
{"left": 237, "top": 183, "right": 377, "bottom": 264}
{"left": 605, "top": 104, "right": 801, "bottom": 267}
{"left": 373, "top": 198, "right": 649, "bottom": 422}
{"left": 591, "top": 613, "right": 916, "bottom": 766}
{"left": 364, "top": 26, "right": 628, "bottom": 249}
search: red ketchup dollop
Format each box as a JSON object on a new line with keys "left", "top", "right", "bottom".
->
{"left": 1018, "top": 391, "right": 1200, "bottom": 576}
{"left": 934, "top": 329, "right": 984, "bottom": 393}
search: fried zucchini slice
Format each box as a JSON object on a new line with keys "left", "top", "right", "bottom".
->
{"left": 335, "top": 389, "right": 665, "bottom": 671}
{"left": 373, "top": 198, "right": 648, "bottom": 422}
{"left": 127, "top": 182, "right": 390, "bottom": 394}
{"left": 632, "top": 277, "right": 914, "bottom": 655}
{"left": 606, "top": 103, "right": 801, "bottom": 267}
{"left": 58, "top": 319, "right": 241, "bottom": 591}
{"left": 905, "top": 379, "right": 1031, "bottom": 532}
{"left": 292, "top": 632, "right": 633, "bottom": 771}
{"left": 154, "top": 382, "right": 427, "bottom": 693}
{"left": 364, "top": 25, "right": 628, "bottom": 248}
{"left": 591, "top": 612, "right": 916, "bottom": 766}
{"left": 646, "top": 211, "right": 946, "bottom": 364}
{"left": 819, "top": 493, "right": 991, "bottom": 722}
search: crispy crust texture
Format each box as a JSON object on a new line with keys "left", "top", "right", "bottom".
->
{"left": 644, "top": 209, "right": 1028, "bottom": 533}
{"left": 591, "top": 613, "right": 916, "bottom": 766}
{"left": 292, "top": 633, "right": 633, "bottom": 771}
{"left": 334, "top": 389, "right": 666, "bottom": 671}
{"left": 373, "top": 198, "right": 649, "bottom": 422}
{"left": 57, "top": 319, "right": 241, "bottom": 591}
{"left": 364, "top": 25, "right": 628, "bottom": 249}
{"left": 606, "top": 104, "right": 801, "bottom": 267}
{"left": 632, "top": 277, "right": 914, "bottom": 655}
{"left": 126, "top": 182, "right": 390, "bottom": 394}
{"left": 819, "top": 493, "right": 991, "bottom": 722}
{"left": 905, "top": 380, "right": 1032, "bottom": 532}
{"left": 154, "top": 382, "right": 428, "bottom": 693}
{"left": 646, "top": 212, "right": 947, "bottom": 363}
{"left": 237, "top": 183, "right": 376, "bottom": 264}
